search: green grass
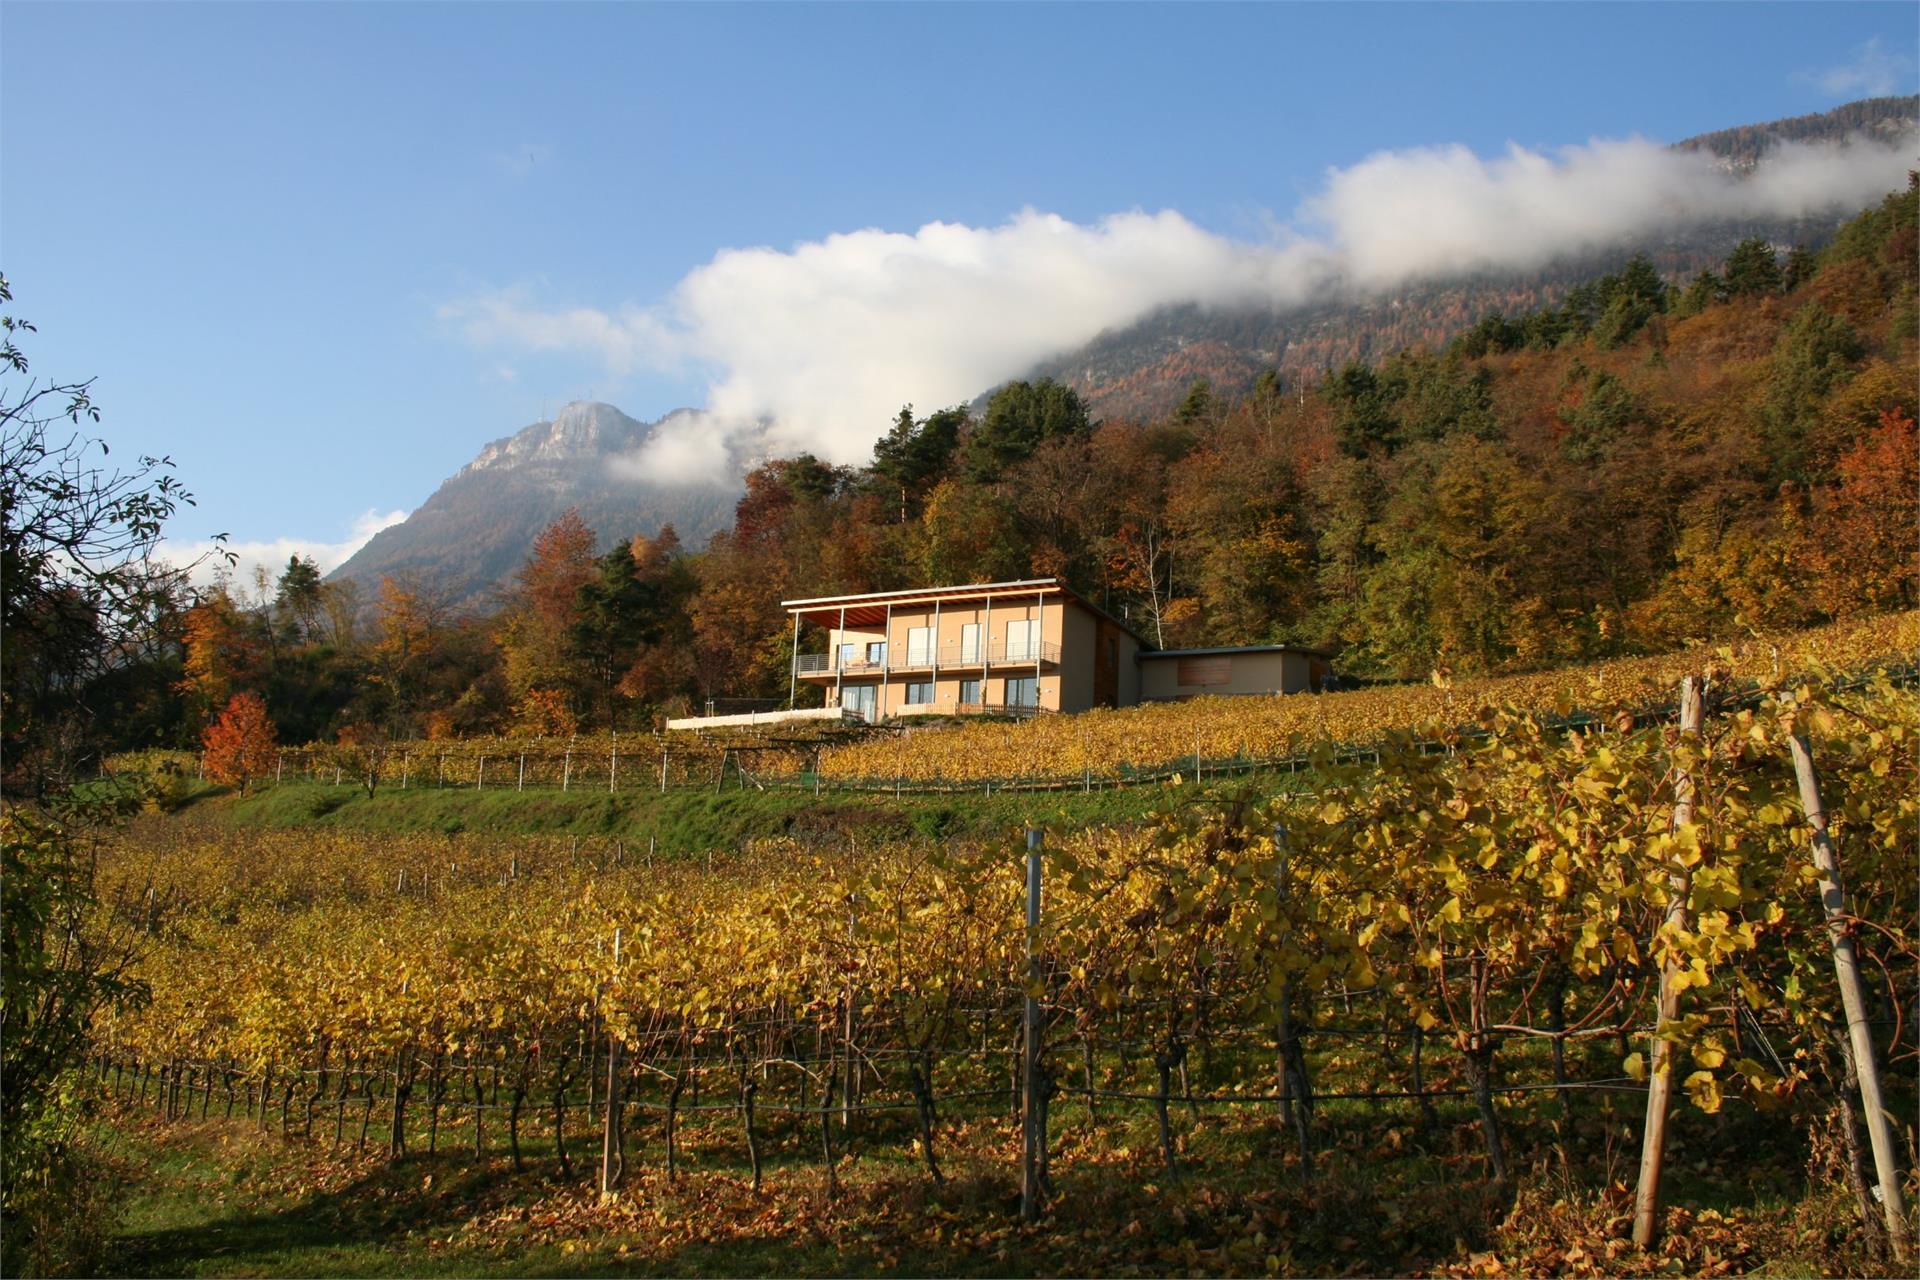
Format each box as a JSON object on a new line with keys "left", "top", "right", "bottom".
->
{"left": 101, "top": 1121, "right": 626, "bottom": 1278}
{"left": 92, "top": 1075, "right": 1891, "bottom": 1279}
{"left": 205, "top": 772, "right": 1306, "bottom": 853}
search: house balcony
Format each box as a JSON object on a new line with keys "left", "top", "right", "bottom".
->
{"left": 794, "top": 640, "right": 1061, "bottom": 680}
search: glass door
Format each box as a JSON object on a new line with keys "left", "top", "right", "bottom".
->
{"left": 841, "top": 684, "right": 878, "bottom": 721}
{"left": 906, "top": 626, "right": 933, "bottom": 665}
{"left": 1006, "top": 618, "right": 1037, "bottom": 662}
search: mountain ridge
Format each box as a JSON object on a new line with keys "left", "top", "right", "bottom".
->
{"left": 1012, "top": 95, "right": 1918, "bottom": 421}
{"left": 330, "top": 402, "right": 735, "bottom": 616}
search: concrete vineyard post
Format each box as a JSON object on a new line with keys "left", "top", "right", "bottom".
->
{"left": 1632, "top": 676, "right": 1704, "bottom": 1249}
{"left": 1789, "top": 732, "right": 1912, "bottom": 1262}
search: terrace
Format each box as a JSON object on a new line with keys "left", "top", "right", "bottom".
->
{"left": 793, "top": 638, "right": 1062, "bottom": 679}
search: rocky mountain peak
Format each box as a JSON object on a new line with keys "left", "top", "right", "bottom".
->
{"left": 461, "top": 401, "right": 644, "bottom": 476}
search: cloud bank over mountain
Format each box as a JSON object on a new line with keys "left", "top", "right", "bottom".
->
{"left": 442, "top": 126, "right": 1917, "bottom": 481}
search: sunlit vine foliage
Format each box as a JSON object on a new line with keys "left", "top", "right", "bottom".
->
{"left": 819, "top": 611, "right": 1917, "bottom": 784}
{"left": 89, "top": 669, "right": 1916, "bottom": 1193}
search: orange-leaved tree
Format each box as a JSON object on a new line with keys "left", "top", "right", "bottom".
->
{"left": 1809, "top": 405, "right": 1918, "bottom": 615}
{"left": 202, "top": 692, "right": 278, "bottom": 792}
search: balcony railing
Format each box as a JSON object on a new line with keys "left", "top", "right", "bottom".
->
{"left": 795, "top": 640, "right": 1060, "bottom": 676}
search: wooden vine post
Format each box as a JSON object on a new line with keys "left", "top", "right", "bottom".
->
{"left": 1020, "top": 826, "right": 1047, "bottom": 1222}
{"left": 1273, "top": 823, "right": 1312, "bottom": 1174}
{"left": 1632, "top": 675, "right": 1704, "bottom": 1249}
{"left": 599, "top": 928, "right": 623, "bottom": 1197}
{"left": 1788, "top": 731, "right": 1912, "bottom": 1262}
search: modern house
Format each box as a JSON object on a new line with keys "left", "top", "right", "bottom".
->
{"left": 779, "top": 578, "right": 1329, "bottom": 722}
{"left": 782, "top": 578, "right": 1141, "bottom": 718}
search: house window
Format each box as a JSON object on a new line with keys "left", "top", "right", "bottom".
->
{"left": 1006, "top": 676, "right": 1038, "bottom": 708}
{"left": 906, "top": 626, "right": 934, "bottom": 665}
{"left": 958, "top": 678, "right": 983, "bottom": 705}
{"left": 959, "top": 623, "right": 981, "bottom": 663}
{"left": 1006, "top": 618, "right": 1038, "bottom": 662}
{"left": 904, "top": 680, "right": 934, "bottom": 706}
{"left": 867, "top": 641, "right": 887, "bottom": 664}
{"left": 838, "top": 642, "right": 857, "bottom": 669}
{"left": 841, "top": 684, "right": 877, "bottom": 721}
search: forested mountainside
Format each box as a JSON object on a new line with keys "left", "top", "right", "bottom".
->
{"left": 1019, "top": 95, "right": 1918, "bottom": 422}
{"left": 161, "top": 181, "right": 1915, "bottom": 746}
{"left": 1675, "top": 93, "right": 1919, "bottom": 167}
{"left": 327, "top": 401, "right": 735, "bottom": 616}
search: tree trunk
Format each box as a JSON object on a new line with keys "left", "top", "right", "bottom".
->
{"left": 1465, "top": 1043, "right": 1508, "bottom": 1187}
{"left": 908, "top": 1057, "right": 944, "bottom": 1186}
{"left": 1153, "top": 1044, "right": 1180, "bottom": 1172}
{"left": 552, "top": 1057, "right": 573, "bottom": 1178}
{"left": 508, "top": 1075, "right": 527, "bottom": 1172}
{"left": 819, "top": 1063, "right": 838, "bottom": 1201}
{"left": 741, "top": 1077, "right": 762, "bottom": 1193}
{"left": 665, "top": 1075, "right": 685, "bottom": 1183}
{"left": 472, "top": 1070, "right": 486, "bottom": 1159}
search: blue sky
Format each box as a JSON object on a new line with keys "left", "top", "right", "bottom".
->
{"left": 3, "top": 1, "right": 1915, "bottom": 573}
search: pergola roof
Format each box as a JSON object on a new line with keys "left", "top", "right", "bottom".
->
{"left": 782, "top": 577, "right": 1146, "bottom": 643}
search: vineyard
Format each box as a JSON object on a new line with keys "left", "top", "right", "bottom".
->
{"left": 819, "top": 610, "right": 1920, "bottom": 785}
{"left": 65, "top": 664, "right": 1918, "bottom": 1272}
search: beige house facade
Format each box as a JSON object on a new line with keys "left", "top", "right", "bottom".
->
{"left": 783, "top": 578, "right": 1328, "bottom": 722}
{"left": 785, "top": 579, "right": 1142, "bottom": 719}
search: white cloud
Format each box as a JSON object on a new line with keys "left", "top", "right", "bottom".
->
{"left": 1299, "top": 132, "right": 1915, "bottom": 288}
{"left": 608, "top": 410, "right": 736, "bottom": 488}
{"left": 1796, "top": 37, "right": 1915, "bottom": 99}
{"left": 435, "top": 287, "right": 680, "bottom": 377}
{"left": 443, "top": 126, "right": 1917, "bottom": 481}
{"left": 164, "top": 508, "right": 409, "bottom": 594}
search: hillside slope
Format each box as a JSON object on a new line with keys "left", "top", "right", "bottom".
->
{"left": 1017, "top": 96, "right": 1918, "bottom": 422}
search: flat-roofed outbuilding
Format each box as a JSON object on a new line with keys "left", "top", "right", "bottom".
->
{"left": 1137, "top": 644, "right": 1332, "bottom": 701}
